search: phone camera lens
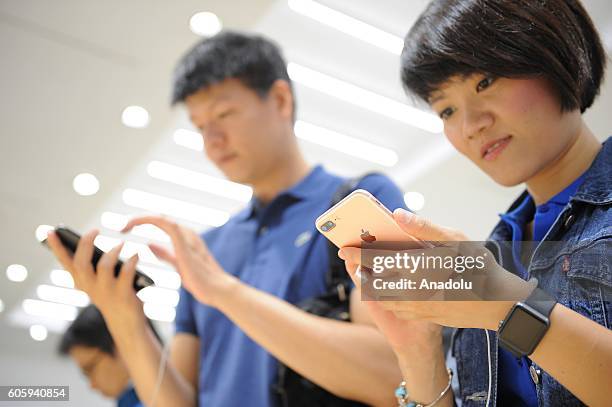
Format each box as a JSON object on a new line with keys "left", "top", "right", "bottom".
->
{"left": 321, "top": 220, "right": 336, "bottom": 232}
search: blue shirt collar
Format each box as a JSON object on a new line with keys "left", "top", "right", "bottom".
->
{"left": 234, "top": 165, "right": 327, "bottom": 222}
{"left": 117, "top": 386, "right": 141, "bottom": 407}
{"left": 501, "top": 170, "right": 586, "bottom": 220}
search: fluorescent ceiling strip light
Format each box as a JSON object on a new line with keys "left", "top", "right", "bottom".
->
{"left": 101, "top": 211, "right": 171, "bottom": 243}
{"left": 101, "top": 211, "right": 129, "bottom": 231}
{"left": 392, "top": 139, "right": 456, "bottom": 186}
{"left": 295, "top": 120, "right": 398, "bottom": 166}
{"left": 36, "top": 284, "right": 89, "bottom": 307}
{"left": 287, "top": 63, "right": 443, "bottom": 133}
{"left": 122, "top": 188, "right": 229, "bottom": 227}
{"left": 144, "top": 303, "right": 176, "bottom": 322}
{"left": 288, "top": 0, "right": 403, "bottom": 55}
{"left": 50, "top": 269, "right": 74, "bottom": 288}
{"left": 138, "top": 265, "right": 181, "bottom": 290}
{"left": 147, "top": 161, "right": 253, "bottom": 203}
{"left": 22, "top": 299, "right": 78, "bottom": 321}
{"left": 137, "top": 286, "right": 180, "bottom": 307}
{"left": 173, "top": 128, "right": 203, "bottom": 151}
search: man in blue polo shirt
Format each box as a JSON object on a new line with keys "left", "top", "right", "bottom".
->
{"left": 48, "top": 31, "right": 408, "bottom": 406}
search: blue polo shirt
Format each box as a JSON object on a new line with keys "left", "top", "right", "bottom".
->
{"left": 117, "top": 386, "right": 143, "bottom": 407}
{"left": 175, "top": 165, "right": 406, "bottom": 407}
{"left": 497, "top": 173, "right": 586, "bottom": 406}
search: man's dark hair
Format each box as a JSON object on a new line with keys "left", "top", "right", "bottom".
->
{"left": 401, "top": 0, "right": 607, "bottom": 113}
{"left": 172, "top": 30, "right": 294, "bottom": 109}
{"left": 58, "top": 305, "right": 162, "bottom": 356}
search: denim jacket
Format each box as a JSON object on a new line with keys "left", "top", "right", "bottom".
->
{"left": 450, "top": 137, "right": 611, "bottom": 406}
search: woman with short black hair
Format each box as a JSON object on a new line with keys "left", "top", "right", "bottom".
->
{"left": 339, "top": 1, "right": 611, "bottom": 405}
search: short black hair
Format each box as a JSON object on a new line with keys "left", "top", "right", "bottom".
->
{"left": 58, "top": 305, "right": 162, "bottom": 356}
{"left": 401, "top": 0, "right": 607, "bottom": 113}
{"left": 172, "top": 30, "right": 294, "bottom": 107}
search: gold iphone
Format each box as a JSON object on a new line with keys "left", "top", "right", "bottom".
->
{"left": 315, "top": 189, "right": 412, "bottom": 248}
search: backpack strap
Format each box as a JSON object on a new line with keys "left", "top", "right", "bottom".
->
{"left": 325, "top": 172, "right": 381, "bottom": 300}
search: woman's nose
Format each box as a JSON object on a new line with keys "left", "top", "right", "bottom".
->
{"left": 462, "top": 106, "right": 493, "bottom": 140}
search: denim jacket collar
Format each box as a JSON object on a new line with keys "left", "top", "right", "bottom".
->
{"left": 571, "top": 137, "right": 612, "bottom": 205}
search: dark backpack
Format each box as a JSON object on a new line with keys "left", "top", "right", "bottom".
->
{"left": 272, "top": 174, "right": 378, "bottom": 407}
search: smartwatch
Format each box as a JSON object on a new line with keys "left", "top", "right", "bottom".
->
{"left": 498, "top": 287, "right": 557, "bottom": 358}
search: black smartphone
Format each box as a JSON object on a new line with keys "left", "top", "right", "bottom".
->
{"left": 41, "top": 226, "right": 154, "bottom": 291}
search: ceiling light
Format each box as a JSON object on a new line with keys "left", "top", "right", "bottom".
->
{"left": 147, "top": 161, "right": 253, "bottom": 202}
{"left": 22, "top": 299, "right": 77, "bottom": 321}
{"left": 287, "top": 63, "right": 443, "bottom": 133}
{"left": 143, "top": 303, "right": 176, "bottom": 322}
{"left": 392, "top": 139, "right": 456, "bottom": 186}
{"left": 36, "top": 284, "right": 89, "bottom": 307}
{"left": 100, "top": 211, "right": 128, "bottom": 231}
{"left": 30, "top": 324, "right": 48, "bottom": 341}
{"left": 173, "top": 128, "right": 203, "bottom": 151}
{"left": 137, "top": 286, "right": 180, "bottom": 307}
{"left": 35, "top": 224, "right": 54, "bottom": 242}
{"left": 73, "top": 173, "right": 100, "bottom": 196}
{"left": 6, "top": 264, "right": 27, "bottom": 282}
{"left": 295, "top": 120, "right": 398, "bottom": 166}
{"left": 404, "top": 191, "right": 426, "bottom": 212}
{"left": 121, "top": 105, "right": 150, "bottom": 129}
{"left": 138, "top": 265, "right": 181, "bottom": 290}
{"left": 122, "top": 188, "right": 229, "bottom": 227}
{"left": 189, "top": 12, "right": 223, "bottom": 37}
{"left": 288, "top": 0, "right": 403, "bottom": 55}
{"left": 50, "top": 269, "right": 74, "bottom": 288}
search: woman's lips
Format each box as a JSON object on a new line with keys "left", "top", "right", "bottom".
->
{"left": 481, "top": 136, "right": 512, "bottom": 161}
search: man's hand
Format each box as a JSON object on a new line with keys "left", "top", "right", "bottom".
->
{"left": 121, "top": 216, "right": 239, "bottom": 307}
{"left": 46, "top": 229, "right": 145, "bottom": 330}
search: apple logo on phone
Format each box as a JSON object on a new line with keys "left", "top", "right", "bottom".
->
{"left": 360, "top": 229, "right": 377, "bottom": 243}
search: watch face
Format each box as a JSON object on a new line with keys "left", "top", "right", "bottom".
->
{"left": 502, "top": 306, "right": 549, "bottom": 353}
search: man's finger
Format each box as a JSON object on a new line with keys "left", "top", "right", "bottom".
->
{"left": 122, "top": 216, "right": 177, "bottom": 236}
{"left": 122, "top": 215, "right": 188, "bottom": 249}
{"left": 149, "top": 243, "right": 178, "bottom": 269}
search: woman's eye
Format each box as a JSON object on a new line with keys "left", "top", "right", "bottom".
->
{"left": 476, "top": 76, "right": 495, "bottom": 92}
{"left": 439, "top": 107, "right": 455, "bottom": 120}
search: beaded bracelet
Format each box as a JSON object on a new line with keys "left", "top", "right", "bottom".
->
{"left": 395, "top": 368, "right": 453, "bottom": 407}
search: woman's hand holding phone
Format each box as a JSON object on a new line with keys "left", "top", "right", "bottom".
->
{"left": 338, "top": 208, "right": 522, "bottom": 331}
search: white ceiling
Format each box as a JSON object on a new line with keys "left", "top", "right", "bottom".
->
{"left": 1, "top": 0, "right": 611, "bottom": 392}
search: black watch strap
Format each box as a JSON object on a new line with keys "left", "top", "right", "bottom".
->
{"left": 524, "top": 286, "right": 557, "bottom": 317}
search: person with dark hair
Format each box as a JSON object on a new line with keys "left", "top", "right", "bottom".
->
{"left": 47, "top": 31, "right": 408, "bottom": 406}
{"left": 338, "top": 0, "right": 611, "bottom": 406}
{"left": 59, "top": 305, "right": 162, "bottom": 407}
